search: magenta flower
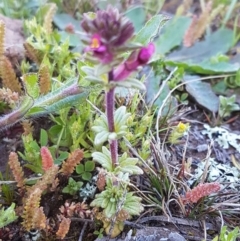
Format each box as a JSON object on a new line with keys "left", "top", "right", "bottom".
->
{"left": 81, "top": 6, "right": 134, "bottom": 64}
{"left": 84, "top": 34, "right": 113, "bottom": 64}
{"left": 113, "top": 43, "right": 155, "bottom": 81}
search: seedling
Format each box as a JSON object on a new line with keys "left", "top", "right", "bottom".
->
{"left": 62, "top": 177, "right": 83, "bottom": 196}
{"left": 76, "top": 161, "right": 95, "bottom": 181}
{"left": 0, "top": 203, "right": 18, "bottom": 228}
{"left": 218, "top": 95, "right": 240, "bottom": 118}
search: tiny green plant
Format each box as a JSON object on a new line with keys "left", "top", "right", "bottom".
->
{"left": 225, "top": 69, "right": 240, "bottom": 88}
{"left": 0, "top": 203, "right": 18, "bottom": 228}
{"left": 0, "top": 0, "right": 39, "bottom": 18}
{"left": 211, "top": 226, "right": 240, "bottom": 241}
{"left": 218, "top": 95, "right": 240, "bottom": 118}
{"left": 168, "top": 122, "right": 190, "bottom": 144}
{"left": 18, "top": 129, "right": 47, "bottom": 174}
{"left": 93, "top": 227, "right": 104, "bottom": 239}
{"left": 48, "top": 108, "right": 74, "bottom": 149}
{"left": 76, "top": 160, "right": 95, "bottom": 181}
{"left": 62, "top": 177, "right": 83, "bottom": 196}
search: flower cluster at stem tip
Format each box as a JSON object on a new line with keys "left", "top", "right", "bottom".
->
{"left": 81, "top": 5, "right": 155, "bottom": 81}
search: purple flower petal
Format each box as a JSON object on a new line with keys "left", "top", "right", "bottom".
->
{"left": 113, "top": 43, "right": 155, "bottom": 81}
{"left": 138, "top": 43, "right": 155, "bottom": 64}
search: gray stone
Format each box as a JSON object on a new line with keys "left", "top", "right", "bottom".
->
{"left": 168, "top": 232, "right": 186, "bottom": 241}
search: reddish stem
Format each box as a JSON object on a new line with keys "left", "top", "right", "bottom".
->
{"left": 106, "top": 71, "right": 118, "bottom": 166}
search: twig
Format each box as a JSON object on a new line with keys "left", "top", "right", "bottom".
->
{"left": 70, "top": 217, "right": 93, "bottom": 223}
{"left": 124, "top": 221, "right": 145, "bottom": 229}
{"left": 218, "top": 210, "right": 224, "bottom": 228}
{"left": 137, "top": 215, "right": 217, "bottom": 231}
{"left": 0, "top": 176, "right": 41, "bottom": 185}
{"left": 150, "top": 67, "right": 178, "bottom": 108}
{"left": 181, "top": 132, "right": 189, "bottom": 177}
{"left": 86, "top": 99, "right": 104, "bottom": 115}
{"left": 200, "top": 140, "right": 213, "bottom": 183}
{"left": 78, "top": 222, "right": 88, "bottom": 241}
{"left": 201, "top": 219, "right": 207, "bottom": 241}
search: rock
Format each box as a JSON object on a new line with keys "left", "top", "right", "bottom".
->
{"left": 0, "top": 14, "right": 25, "bottom": 65}
{"left": 168, "top": 232, "right": 186, "bottom": 241}
{"left": 95, "top": 227, "right": 185, "bottom": 241}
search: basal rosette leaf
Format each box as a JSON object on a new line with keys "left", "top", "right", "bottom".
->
{"left": 90, "top": 192, "right": 107, "bottom": 207}
{"left": 123, "top": 192, "right": 143, "bottom": 216}
{"left": 90, "top": 179, "right": 125, "bottom": 218}
{"left": 104, "top": 201, "right": 116, "bottom": 218}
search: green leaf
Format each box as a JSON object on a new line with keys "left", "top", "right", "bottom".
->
{"left": 29, "top": 141, "right": 40, "bottom": 151}
{"left": 58, "top": 31, "right": 83, "bottom": 48}
{"left": 114, "top": 106, "right": 128, "bottom": 126}
{"left": 169, "top": 28, "right": 234, "bottom": 62}
{"left": 28, "top": 80, "right": 88, "bottom": 117}
{"left": 92, "top": 147, "right": 113, "bottom": 171}
{"left": 76, "top": 164, "right": 84, "bottom": 174}
{"left": 48, "top": 125, "right": 62, "bottom": 142}
{"left": 26, "top": 107, "right": 45, "bottom": 117}
{"left": 24, "top": 164, "right": 42, "bottom": 174}
{"left": 166, "top": 59, "right": 239, "bottom": 74}
{"left": 0, "top": 203, "right": 18, "bottom": 228}
{"left": 211, "top": 236, "right": 218, "bottom": 241}
{"left": 53, "top": 13, "right": 82, "bottom": 31}
{"left": 124, "top": 6, "right": 146, "bottom": 32}
{"left": 155, "top": 16, "right": 191, "bottom": 55}
{"left": 183, "top": 76, "right": 219, "bottom": 113}
{"left": 54, "top": 151, "right": 69, "bottom": 165}
{"left": 85, "top": 160, "right": 95, "bottom": 172}
{"left": 94, "top": 131, "right": 109, "bottom": 146}
{"left": 123, "top": 193, "right": 143, "bottom": 216}
{"left": 165, "top": 28, "right": 239, "bottom": 74}
{"left": 212, "top": 80, "right": 227, "bottom": 94}
{"left": 134, "top": 14, "right": 169, "bottom": 45}
{"left": 40, "top": 129, "right": 48, "bottom": 146}
{"left": 116, "top": 77, "right": 146, "bottom": 90}
{"left": 145, "top": 71, "right": 177, "bottom": 115}
{"left": 62, "top": 177, "right": 83, "bottom": 195}
{"left": 36, "top": 3, "right": 56, "bottom": 24}
{"left": 82, "top": 172, "right": 92, "bottom": 181}
{"left": 23, "top": 73, "right": 40, "bottom": 98}
{"left": 45, "top": 92, "right": 88, "bottom": 115}
{"left": 53, "top": 13, "right": 83, "bottom": 47}
{"left": 62, "top": 186, "right": 70, "bottom": 194}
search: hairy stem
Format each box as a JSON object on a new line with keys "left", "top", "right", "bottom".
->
{"left": 106, "top": 71, "right": 118, "bottom": 166}
{"left": 0, "top": 96, "right": 33, "bottom": 130}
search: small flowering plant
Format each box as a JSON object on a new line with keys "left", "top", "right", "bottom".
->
{"left": 81, "top": 5, "right": 155, "bottom": 166}
{"left": 80, "top": 6, "right": 156, "bottom": 237}
{"left": 182, "top": 182, "right": 221, "bottom": 205}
